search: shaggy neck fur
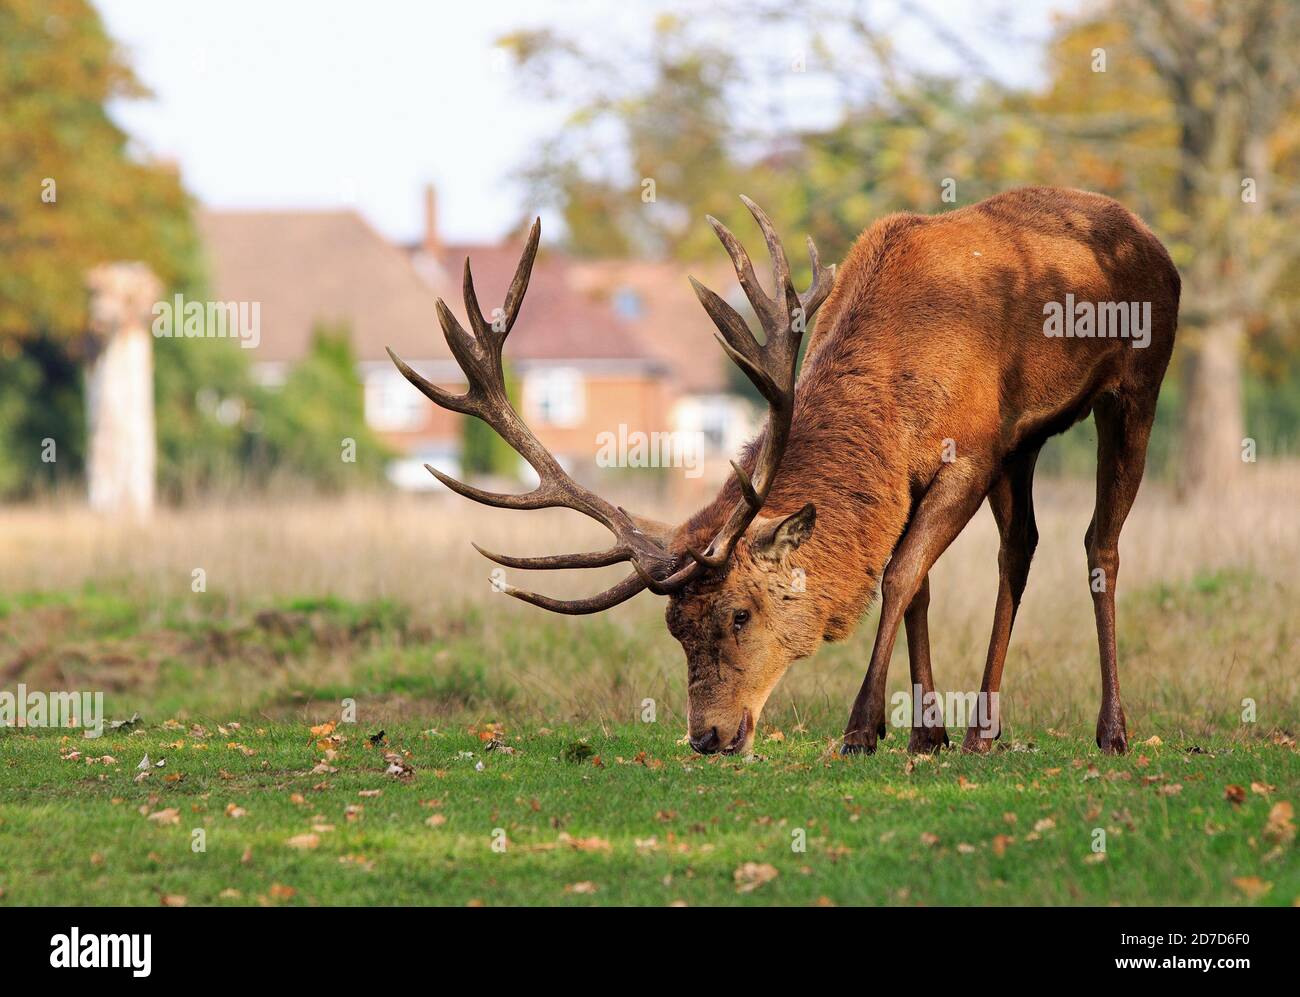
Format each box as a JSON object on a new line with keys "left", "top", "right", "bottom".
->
{"left": 680, "top": 236, "right": 921, "bottom": 643}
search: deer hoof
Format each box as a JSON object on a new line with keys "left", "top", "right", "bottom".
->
{"left": 908, "top": 725, "right": 950, "bottom": 754}
{"left": 839, "top": 736, "right": 877, "bottom": 757}
{"left": 1096, "top": 726, "right": 1129, "bottom": 755}
{"left": 961, "top": 727, "right": 997, "bottom": 754}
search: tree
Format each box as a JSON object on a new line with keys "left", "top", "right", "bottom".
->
{"left": 1113, "top": 0, "right": 1300, "bottom": 496}
{"left": 255, "top": 324, "right": 391, "bottom": 491}
{"left": 503, "top": 0, "right": 1300, "bottom": 496}
{"left": 500, "top": 13, "right": 768, "bottom": 260}
{"left": 0, "top": 0, "right": 200, "bottom": 339}
{"left": 0, "top": 0, "right": 261, "bottom": 500}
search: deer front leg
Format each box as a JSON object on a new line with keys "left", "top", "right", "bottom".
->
{"left": 904, "top": 575, "right": 949, "bottom": 753}
{"left": 842, "top": 467, "right": 991, "bottom": 755}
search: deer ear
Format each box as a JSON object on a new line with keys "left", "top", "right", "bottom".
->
{"left": 752, "top": 503, "right": 816, "bottom": 561}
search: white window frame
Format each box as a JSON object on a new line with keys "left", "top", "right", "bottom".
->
{"left": 523, "top": 367, "right": 585, "bottom": 428}
{"left": 365, "top": 368, "right": 427, "bottom": 431}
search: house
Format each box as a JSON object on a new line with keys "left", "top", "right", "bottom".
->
{"left": 198, "top": 188, "right": 758, "bottom": 490}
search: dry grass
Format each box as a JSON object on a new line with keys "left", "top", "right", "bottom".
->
{"left": 1, "top": 464, "right": 1296, "bottom": 738}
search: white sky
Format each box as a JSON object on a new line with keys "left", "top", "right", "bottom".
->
{"left": 96, "top": 0, "right": 1071, "bottom": 245}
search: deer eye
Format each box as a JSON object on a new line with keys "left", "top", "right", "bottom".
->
{"left": 732, "top": 609, "right": 750, "bottom": 633}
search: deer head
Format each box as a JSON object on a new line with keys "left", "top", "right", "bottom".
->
{"left": 389, "top": 197, "right": 834, "bottom": 756}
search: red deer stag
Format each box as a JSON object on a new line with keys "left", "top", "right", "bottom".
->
{"left": 390, "top": 187, "right": 1179, "bottom": 757}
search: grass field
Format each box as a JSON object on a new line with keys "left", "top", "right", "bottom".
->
{"left": 2, "top": 720, "right": 1296, "bottom": 906}
{"left": 0, "top": 466, "right": 1296, "bottom": 905}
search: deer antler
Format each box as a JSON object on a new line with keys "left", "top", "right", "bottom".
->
{"left": 390, "top": 200, "right": 832, "bottom": 611}
{"left": 387, "top": 219, "right": 676, "bottom": 613}
{"left": 650, "top": 196, "right": 835, "bottom": 591}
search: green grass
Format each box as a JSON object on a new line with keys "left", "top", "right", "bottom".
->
{"left": 0, "top": 720, "right": 1295, "bottom": 906}
{"left": 0, "top": 567, "right": 1295, "bottom": 906}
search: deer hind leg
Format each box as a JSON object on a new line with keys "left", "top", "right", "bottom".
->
{"left": 842, "top": 465, "right": 991, "bottom": 755}
{"left": 904, "top": 574, "right": 950, "bottom": 753}
{"left": 962, "top": 447, "right": 1040, "bottom": 754}
{"left": 1086, "top": 393, "right": 1156, "bottom": 755}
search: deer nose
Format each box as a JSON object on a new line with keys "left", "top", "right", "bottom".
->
{"left": 689, "top": 727, "right": 721, "bottom": 754}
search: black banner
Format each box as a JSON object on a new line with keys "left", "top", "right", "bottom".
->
{"left": 0, "top": 906, "right": 1289, "bottom": 980}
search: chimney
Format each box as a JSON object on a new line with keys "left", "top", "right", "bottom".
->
{"left": 423, "top": 184, "right": 441, "bottom": 258}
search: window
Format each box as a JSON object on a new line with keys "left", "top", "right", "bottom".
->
{"left": 612, "top": 287, "right": 644, "bottom": 319}
{"left": 365, "top": 368, "right": 427, "bottom": 431}
{"left": 524, "top": 367, "right": 585, "bottom": 427}
{"left": 698, "top": 396, "right": 732, "bottom": 451}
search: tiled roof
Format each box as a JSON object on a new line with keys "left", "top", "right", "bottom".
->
{"left": 437, "top": 243, "right": 659, "bottom": 365}
{"left": 566, "top": 258, "right": 739, "bottom": 394}
{"left": 198, "top": 210, "right": 660, "bottom": 369}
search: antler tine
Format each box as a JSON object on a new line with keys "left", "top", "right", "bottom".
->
{"left": 388, "top": 217, "right": 679, "bottom": 614}
{"left": 435, "top": 298, "right": 486, "bottom": 383}
{"left": 687, "top": 277, "right": 776, "bottom": 403}
{"left": 802, "top": 236, "right": 836, "bottom": 317}
{"left": 501, "top": 218, "right": 541, "bottom": 336}
{"left": 499, "top": 572, "right": 648, "bottom": 615}
{"left": 424, "top": 463, "right": 551, "bottom": 510}
{"left": 704, "top": 215, "right": 782, "bottom": 331}
{"left": 472, "top": 543, "right": 630, "bottom": 570}
{"left": 461, "top": 257, "right": 492, "bottom": 342}
{"left": 385, "top": 347, "right": 475, "bottom": 416}
{"left": 739, "top": 195, "right": 801, "bottom": 328}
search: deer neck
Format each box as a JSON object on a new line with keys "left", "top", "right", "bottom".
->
{"left": 683, "top": 355, "right": 913, "bottom": 639}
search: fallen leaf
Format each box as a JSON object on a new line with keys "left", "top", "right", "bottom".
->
{"left": 1224, "top": 784, "right": 1247, "bottom": 805}
{"left": 1264, "top": 801, "right": 1295, "bottom": 844}
{"left": 159, "top": 894, "right": 187, "bottom": 907}
{"left": 565, "top": 881, "right": 598, "bottom": 894}
{"left": 147, "top": 808, "right": 180, "bottom": 826}
{"left": 1232, "top": 876, "right": 1272, "bottom": 900}
{"left": 284, "top": 833, "right": 320, "bottom": 850}
{"left": 734, "top": 862, "right": 779, "bottom": 893}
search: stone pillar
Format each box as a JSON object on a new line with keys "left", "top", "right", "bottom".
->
{"left": 85, "top": 262, "right": 162, "bottom": 516}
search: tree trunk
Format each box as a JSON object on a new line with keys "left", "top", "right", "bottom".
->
{"left": 85, "top": 263, "right": 161, "bottom": 516}
{"left": 1176, "top": 316, "right": 1245, "bottom": 501}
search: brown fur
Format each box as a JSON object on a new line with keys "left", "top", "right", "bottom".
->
{"left": 669, "top": 187, "right": 1179, "bottom": 755}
